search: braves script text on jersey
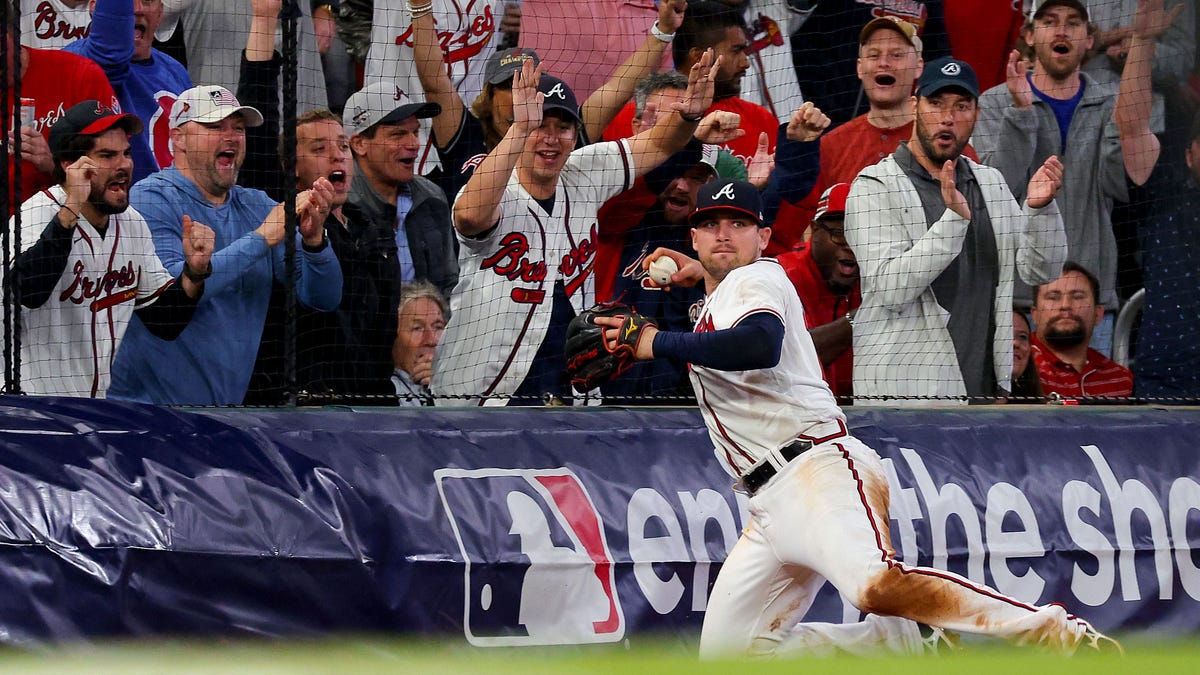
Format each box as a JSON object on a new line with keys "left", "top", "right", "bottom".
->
{"left": 10, "top": 187, "right": 175, "bottom": 397}
{"left": 432, "top": 139, "right": 634, "bottom": 404}
{"left": 688, "top": 259, "right": 1110, "bottom": 657}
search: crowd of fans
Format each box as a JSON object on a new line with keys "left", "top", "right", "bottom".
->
{"left": 2, "top": 0, "right": 1198, "bottom": 406}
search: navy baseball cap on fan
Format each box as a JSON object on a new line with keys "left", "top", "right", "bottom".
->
{"left": 485, "top": 47, "right": 540, "bottom": 85}
{"left": 538, "top": 75, "right": 582, "bottom": 125}
{"left": 916, "top": 57, "right": 980, "bottom": 99}
{"left": 689, "top": 179, "right": 764, "bottom": 226}
{"left": 1030, "top": 0, "right": 1089, "bottom": 21}
{"left": 49, "top": 100, "right": 144, "bottom": 157}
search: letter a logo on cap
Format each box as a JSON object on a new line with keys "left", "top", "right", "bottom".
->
{"left": 713, "top": 182, "right": 737, "bottom": 201}
{"left": 941, "top": 62, "right": 961, "bottom": 76}
{"left": 545, "top": 83, "right": 567, "bottom": 100}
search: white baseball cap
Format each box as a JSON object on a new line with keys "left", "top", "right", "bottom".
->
{"left": 169, "top": 85, "right": 264, "bottom": 129}
{"left": 342, "top": 82, "right": 441, "bottom": 137}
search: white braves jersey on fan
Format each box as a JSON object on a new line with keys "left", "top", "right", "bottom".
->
{"left": 20, "top": 0, "right": 92, "bottom": 49}
{"left": 690, "top": 258, "right": 841, "bottom": 478}
{"left": 364, "top": 0, "right": 504, "bottom": 176}
{"left": 432, "top": 139, "right": 634, "bottom": 404}
{"left": 741, "top": 0, "right": 807, "bottom": 123}
{"left": 10, "top": 187, "right": 175, "bottom": 397}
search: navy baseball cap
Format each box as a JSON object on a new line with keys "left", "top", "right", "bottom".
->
{"left": 484, "top": 47, "right": 540, "bottom": 85}
{"left": 538, "top": 75, "right": 582, "bottom": 125}
{"left": 916, "top": 57, "right": 980, "bottom": 99}
{"left": 49, "top": 100, "right": 143, "bottom": 157}
{"left": 1030, "top": 0, "right": 1088, "bottom": 21}
{"left": 689, "top": 179, "right": 764, "bottom": 226}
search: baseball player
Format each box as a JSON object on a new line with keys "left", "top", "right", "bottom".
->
{"left": 431, "top": 50, "right": 740, "bottom": 405}
{"left": 7, "top": 100, "right": 214, "bottom": 398}
{"left": 594, "top": 178, "right": 1120, "bottom": 657}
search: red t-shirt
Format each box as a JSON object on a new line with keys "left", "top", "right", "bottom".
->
{"left": 1030, "top": 334, "right": 1134, "bottom": 399}
{"left": 602, "top": 96, "right": 778, "bottom": 167}
{"left": 770, "top": 115, "right": 980, "bottom": 256}
{"left": 6, "top": 48, "right": 119, "bottom": 215}
{"left": 776, "top": 244, "right": 861, "bottom": 400}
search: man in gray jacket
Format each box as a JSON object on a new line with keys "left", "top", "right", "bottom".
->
{"left": 344, "top": 82, "right": 459, "bottom": 297}
{"left": 845, "top": 57, "right": 1067, "bottom": 405}
{"left": 973, "top": 0, "right": 1175, "bottom": 354}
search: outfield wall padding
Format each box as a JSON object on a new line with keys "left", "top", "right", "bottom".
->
{"left": 0, "top": 397, "right": 1197, "bottom": 645}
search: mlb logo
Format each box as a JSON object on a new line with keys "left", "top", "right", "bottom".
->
{"left": 436, "top": 468, "right": 625, "bottom": 646}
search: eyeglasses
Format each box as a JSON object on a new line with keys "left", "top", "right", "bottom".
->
{"left": 814, "top": 222, "right": 847, "bottom": 245}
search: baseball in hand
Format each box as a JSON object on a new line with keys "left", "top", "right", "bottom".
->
{"left": 648, "top": 257, "right": 679, "bottom": 286}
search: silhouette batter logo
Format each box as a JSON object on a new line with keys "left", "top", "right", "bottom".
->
{"left": 436, "top": 468, "right": 625, "bottom": 646}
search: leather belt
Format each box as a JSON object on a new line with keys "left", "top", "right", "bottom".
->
{"left": 742, "top": 439, "right": 813, "bottom": 495}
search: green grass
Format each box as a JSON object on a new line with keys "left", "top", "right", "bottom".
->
{"left": 0, "top": 635, "right": 1194, "bottom": 674}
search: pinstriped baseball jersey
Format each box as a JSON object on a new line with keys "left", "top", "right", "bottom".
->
{"left": 10, "top": 186, "right": 175, "bottom": 397}
{"left": 690, "top": 257, "right": 842, "bottom": 478}
{"left": 364, "top": 0, "right": 505, "bottom": 177}
{"left": 432, "top": 139, "right": 634, "bottom": 404}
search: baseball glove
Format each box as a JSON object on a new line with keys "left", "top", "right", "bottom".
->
{"left": 564, "top": 301, "right": 657, "bottom": 391}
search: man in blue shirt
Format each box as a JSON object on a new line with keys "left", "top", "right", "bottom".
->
{"left": 66, "top": 0, "right": 192, "bottom": 182}
{"left": 107, "top": 85, "right": 343, "bottom": 405}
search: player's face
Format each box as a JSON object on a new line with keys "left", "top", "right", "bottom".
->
{"left": 352, "top": 117, "right": 421, "bottom": 188}
{"left": 1012, "top": 311, "right": 1032, "bottom": 377}
{"left": 174, "top": 115, "right": 247, "bottom": 199}
{"left": 633, "top": 88, "right": 685, "bottom": 135}
{"left": 912, "top": 91, "right": 977, "bottom": 165}
{"left": 690, "top": 209, "right": 770, "bottom": 286}
{"left": 296, "top": 119, "right": 353, "bottom": 207}
{"left": 84, "top": 128, "right": 135, "bottom": 215}
{"left": 1025, "top": 6, "right": 1092, "bottom": 80}
{"left": 711, "top": 26, "right": 750, "bottom": 99}
{"left": 130, "top": 0, "right": 164, "bottom": 61}
{"left": 857, "top": 30, "right": 922, "bottom": 110}
{"left": 1032, "top": 271, "right": 1103, "bottom": 347}
{"left": 392, "top": 297, "right": 447, "bottom": 386}
{"left": 658, "top": 165, "right": 713, "bottom": 225}
{"left": 522, "top": 112, "right": 576, "bottom": 184}
{"left": 809, "top": 215, "right": 859, "bottom": 290}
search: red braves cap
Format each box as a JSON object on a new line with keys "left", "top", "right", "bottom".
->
{"left": 813, "top": 183, "right": 851, "bottom": 222}
{"left": 689, "top": 179, "right": 764, "bottom": 226}
{"left": 48, "top": 100, "right": 144, "bottom": 158}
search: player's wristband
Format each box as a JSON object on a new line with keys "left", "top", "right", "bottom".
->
{"left": 183, "top": 262, "right": 213, "bottom": 284}
{"left": 650, "top": 21, "right": 675, "bottom": 43}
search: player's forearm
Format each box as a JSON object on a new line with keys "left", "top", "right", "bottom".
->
{"left": 12, "top": 218, "right": 76, "bottom": 308}
{"left": 652, "top": 314, "right": 784, "bottom": 371}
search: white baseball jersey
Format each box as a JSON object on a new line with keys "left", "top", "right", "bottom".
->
{"left": 364, "top": 0, "right": 504, "bottom": 176}
{"left": 692, "top": 258, "right": 1108, "bottom": 660}
{"left": 741, "top": 0, "right": 807, "bottom": 124}
{"left": 690, "top": 257, "right": 841, "bottom": 478}
{"left": 21, "top": 0, "right": 92, "bottom": 50}
{"left": 432, "top": 139, "right": 634, "bottom": 404}
{"left": 8, "top": 187, "right": 175, "bottom": 397}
